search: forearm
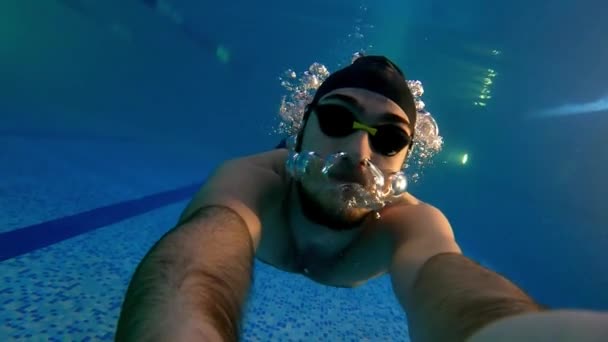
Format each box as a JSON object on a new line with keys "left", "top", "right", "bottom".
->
{"left": 407, "top": 252, "right": 545, "bottom": 342}
{"left": 115, "top": 206, "right": 255, "bottom": 342}
{"left": 468, "top": 309, "right": 608, "bottom": 342}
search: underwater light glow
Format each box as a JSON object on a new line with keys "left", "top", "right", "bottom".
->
{"left": 216, "top": 45, "right": 231, "bottom": 64}
{"left": 461, "top": 153, "right": 469, "bottom": 165}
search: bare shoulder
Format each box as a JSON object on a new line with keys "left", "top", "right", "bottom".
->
{"left": 386, "top": 194, "right": 461, "bottom": 309}
{"left": 224, "top": 149, "right": 289, "bottom": 178}
{"left": 179, "top": 149, "right": 290, "bottom": 249}
{"left": 380, "top": 193, "right": 455, "bottom": 243}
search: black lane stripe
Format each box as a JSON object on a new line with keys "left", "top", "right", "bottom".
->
{"left": 0, "top": 183, "right": 202, "bottom": 261}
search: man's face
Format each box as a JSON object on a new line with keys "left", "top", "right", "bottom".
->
{"left": 297, "top": 87, "right": 413, "bottom": 229}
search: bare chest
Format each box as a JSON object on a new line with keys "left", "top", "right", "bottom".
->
{"left": 255, "top": 211, "right": 394, "bottom": 287}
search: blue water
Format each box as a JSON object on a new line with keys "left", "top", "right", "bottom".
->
{"left": 1, "top": 0, "right": 607, "bottom": 340}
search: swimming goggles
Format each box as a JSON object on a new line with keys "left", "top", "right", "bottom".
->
{"left": 312, "top": 103, "right": 412, "bottom": 157}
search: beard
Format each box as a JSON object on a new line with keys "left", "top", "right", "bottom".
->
{"left": 296, "top": 181, "right": 371, "bottom": 231}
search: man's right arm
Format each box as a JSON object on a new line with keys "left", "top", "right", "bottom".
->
{"left": 115, "top": 150, "right": 288, "bottom": 341}
{"left": 115, "top": 205, "right": 254, "bottom": 342}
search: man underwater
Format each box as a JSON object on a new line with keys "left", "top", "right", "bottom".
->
{"left": 115, "top": 55, "right": 608, "bottom": 341}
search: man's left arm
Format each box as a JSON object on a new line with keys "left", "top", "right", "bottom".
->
{"left": 387, "top": 203, "right": 546, "bottom": 342}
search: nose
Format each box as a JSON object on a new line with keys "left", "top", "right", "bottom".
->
{"left": 340, "top": 130, "right": 373, "bottom": 163}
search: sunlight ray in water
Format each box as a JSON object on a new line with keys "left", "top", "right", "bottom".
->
{"left": 531, "top": 95, "right": 608, "bottom": 118}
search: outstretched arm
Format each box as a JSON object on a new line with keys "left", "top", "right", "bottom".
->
{"left": 388, "top": 204, "right": 544, "bottom": 342}
{"left": 115, "top": 205, "right": 255, "bottom": 342}
{"left": 468, "top": 309, "right": 608, "bottom": 342}
{"left": 389, "top": 203, "right": 608, "bottom": 341}
{"left": 116, "top": 150, "right": 288, "bottom": 341}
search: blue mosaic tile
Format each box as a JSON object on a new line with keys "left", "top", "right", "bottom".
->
{"left": 1, "top": 201, "right": 411, "bottom": 341}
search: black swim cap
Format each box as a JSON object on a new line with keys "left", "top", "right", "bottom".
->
{"left": 310, "top": 55, "right": 417, "bottom": 131}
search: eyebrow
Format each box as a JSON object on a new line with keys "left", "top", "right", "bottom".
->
{"left": 318, "top": 93, "right": 411, "bottom": 128}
